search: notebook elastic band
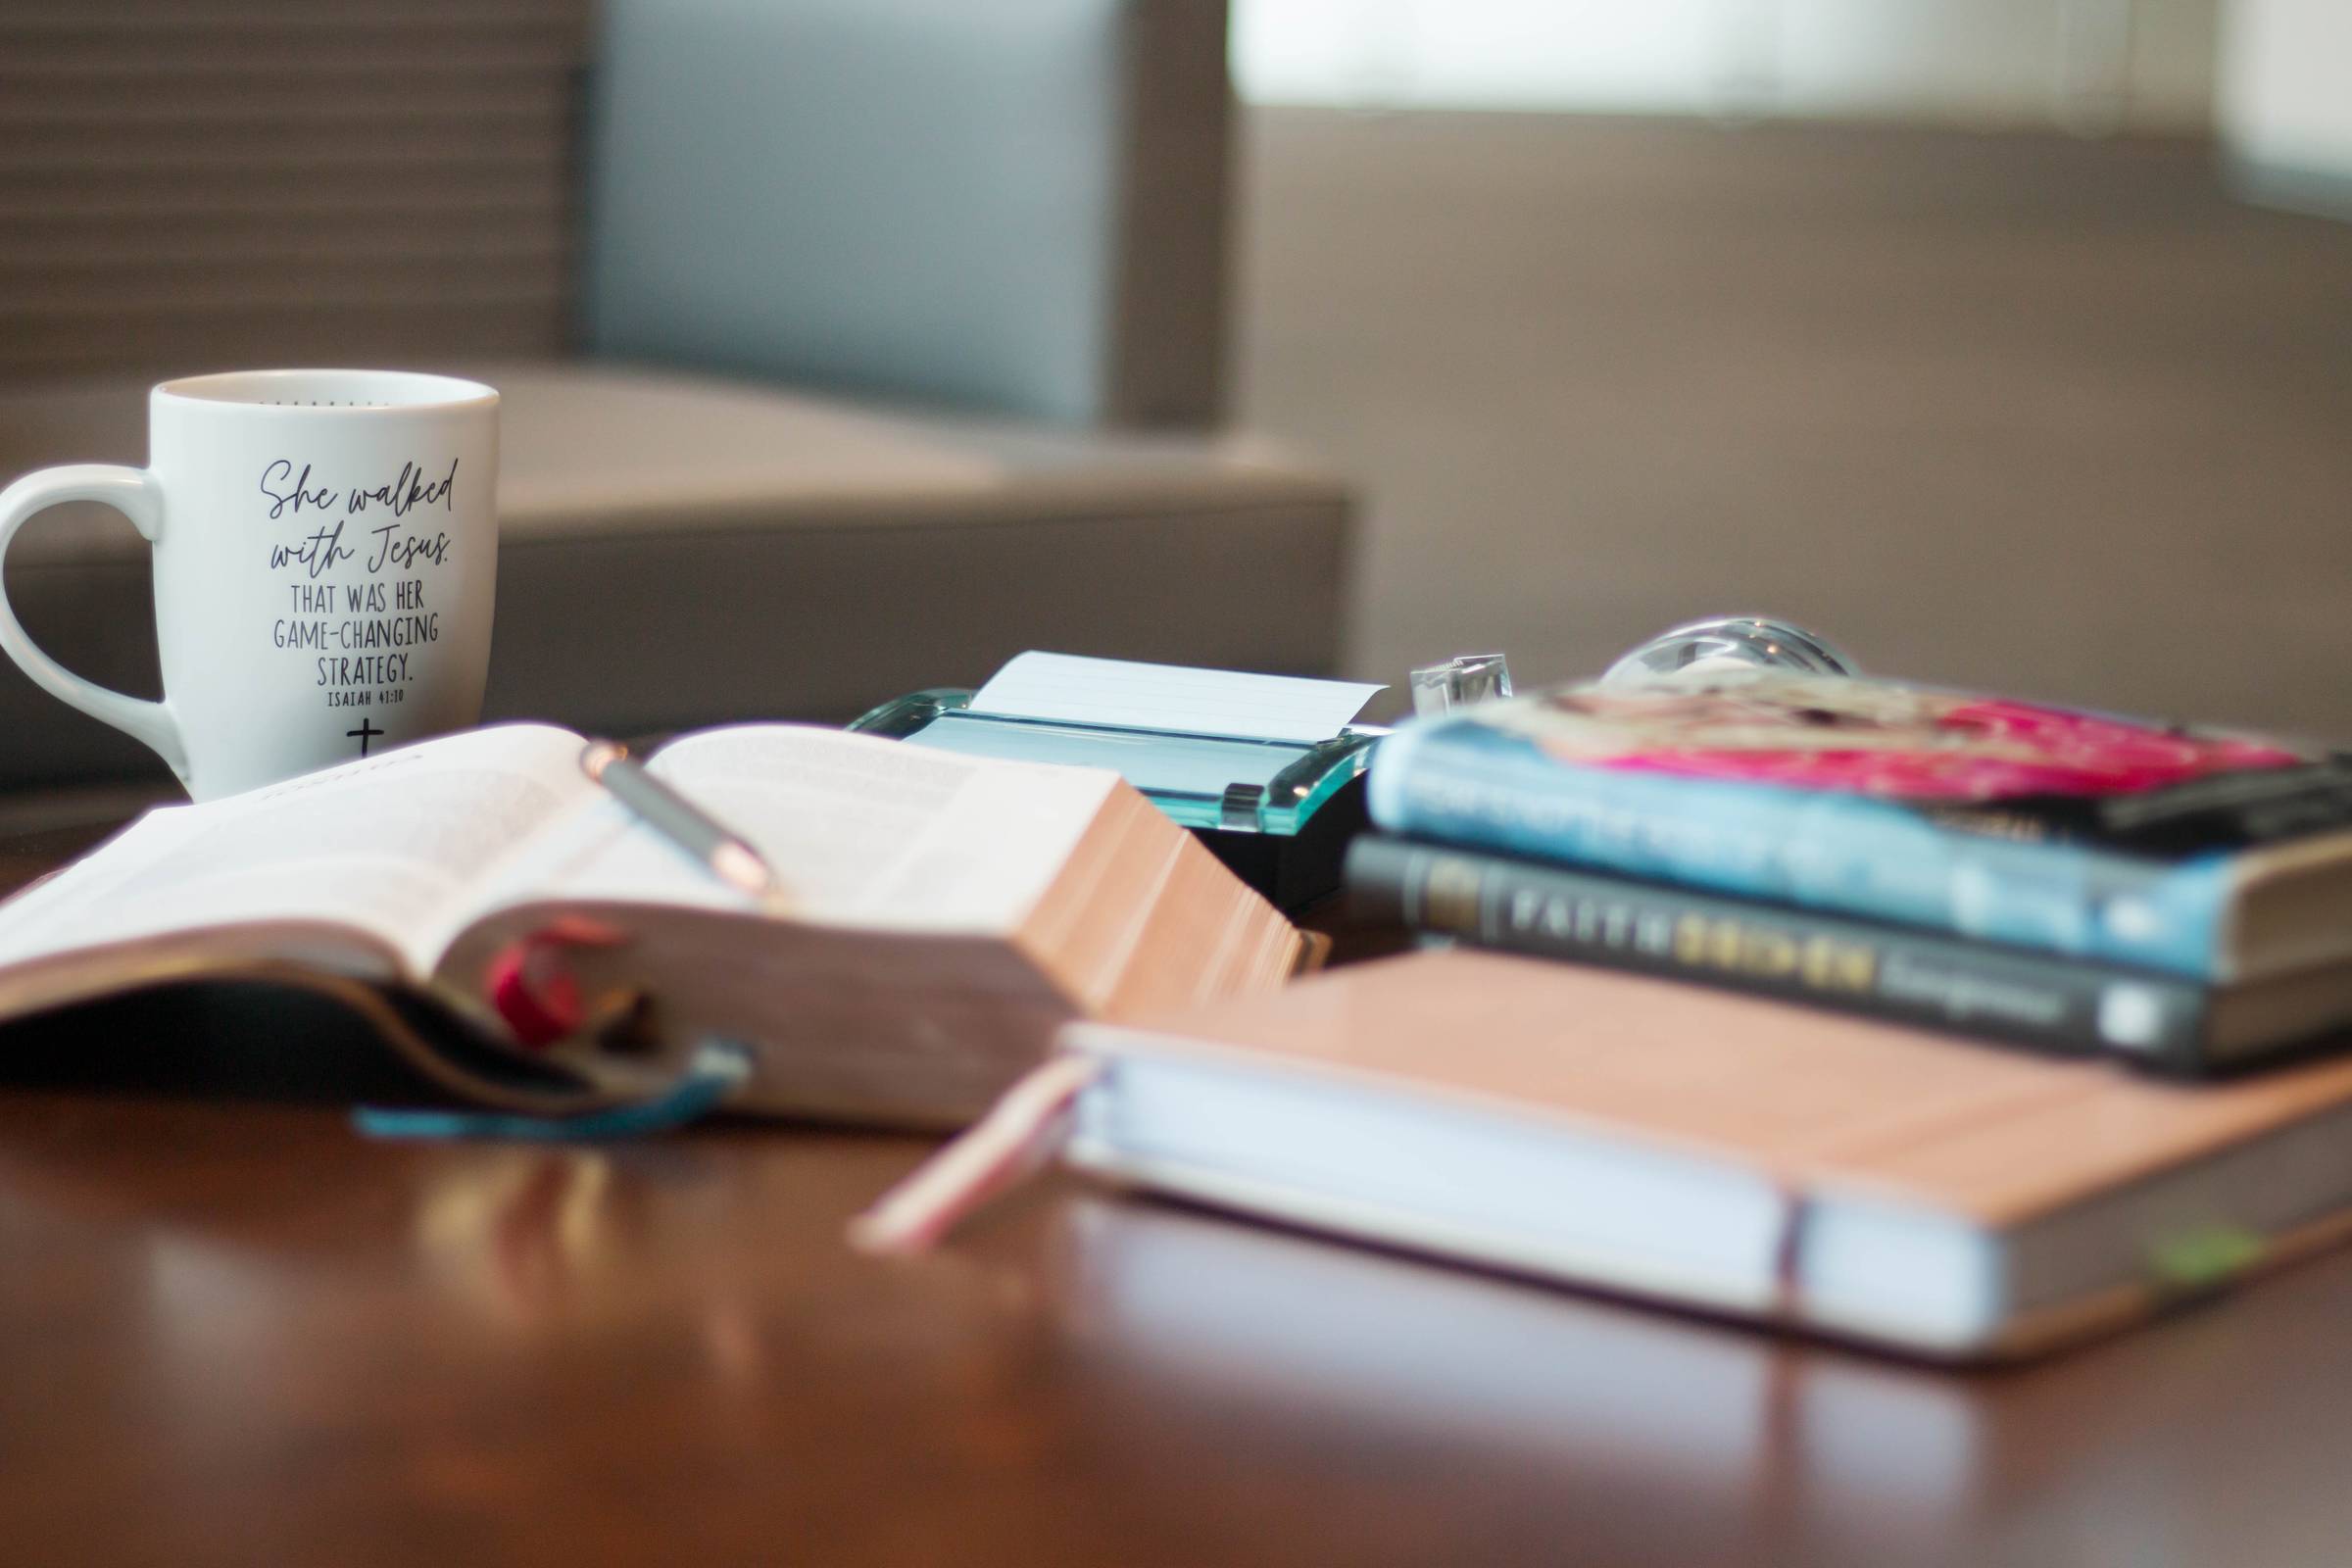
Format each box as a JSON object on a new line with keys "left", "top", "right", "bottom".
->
{"left": 849, "top": 1054, "right": 1102, "bottom": 1255}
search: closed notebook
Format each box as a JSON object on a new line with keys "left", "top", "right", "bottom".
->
{"left": 868, "top": 950, "right": 2352, "bottom": 1360}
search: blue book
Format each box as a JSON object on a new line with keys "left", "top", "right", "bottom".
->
{"left": 1367, "top": 671, "right": 2352, "bottom": 982}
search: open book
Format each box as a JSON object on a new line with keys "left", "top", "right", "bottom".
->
{"left": 0, "top": 724, "right": 1303, "bottom": 1126}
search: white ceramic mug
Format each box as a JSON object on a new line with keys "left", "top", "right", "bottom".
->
{"left": 0, "top": 369, "right": 499, "bottom": 800}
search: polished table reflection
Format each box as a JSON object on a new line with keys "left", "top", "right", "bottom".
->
{"left": 6, "top": 824, "right": 2352, "bottom": 1565}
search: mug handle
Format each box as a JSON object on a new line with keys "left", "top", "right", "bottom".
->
{"left": 0, "top": 465, "right": 189, "bottom": 782}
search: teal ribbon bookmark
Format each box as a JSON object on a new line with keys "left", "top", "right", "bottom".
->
{"left": 355, "top": 1041, "right": 755, "bottom": 1143}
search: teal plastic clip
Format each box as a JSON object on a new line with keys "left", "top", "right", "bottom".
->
{"left": 849, "top": 688, "right": 1380, "bottom": 836}
{"left": 850, "top": 688, "right": 1381, "bottom": 909}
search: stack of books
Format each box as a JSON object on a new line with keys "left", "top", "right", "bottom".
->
{"left": 860, "top": 668, "right": 2352, "bottom": 1362}
{"left": 1348, "top": 669, "right": 2352, "bottom": 1076}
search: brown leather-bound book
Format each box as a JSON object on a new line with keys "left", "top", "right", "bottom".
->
{"left": 1043, "top": 950, "right": 2352, "bottom": 1360}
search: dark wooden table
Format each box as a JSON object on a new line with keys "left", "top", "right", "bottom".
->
{"left": 7, "top": 820, "right": 2352, "bottom": 1566}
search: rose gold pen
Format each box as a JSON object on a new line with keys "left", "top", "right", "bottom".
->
{"left": 578, "top": 740, "right": 778, "bottom": 903}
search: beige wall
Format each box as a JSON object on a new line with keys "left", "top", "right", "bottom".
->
{"left": 1235, "top": 0, "right": 2219, "bottom": 132}
{"left": 2219, "top": 0, "right": 2352, "bottom": 177}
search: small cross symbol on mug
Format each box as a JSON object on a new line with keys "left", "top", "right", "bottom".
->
{"left": 347, "top": 718, "right": 384, "bottom": 757}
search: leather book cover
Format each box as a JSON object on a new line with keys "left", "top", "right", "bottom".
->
{"left": 1095, "top": 949, "right": 2352, "bottom": 1230}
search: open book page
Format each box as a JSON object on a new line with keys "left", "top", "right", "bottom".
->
{"left": 0, "top": 724, "right": 597, "bottom": 978}
{"left": 464, "top": 725, "right": 1121, "bottom": 933}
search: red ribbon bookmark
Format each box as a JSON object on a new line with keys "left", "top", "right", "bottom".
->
{"left": 482, "top": 919, "right": 631, "bottom": 1050}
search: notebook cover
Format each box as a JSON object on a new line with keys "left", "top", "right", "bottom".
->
{"left": 1076, "top": 950, "right": 2352, "bottom": 1232}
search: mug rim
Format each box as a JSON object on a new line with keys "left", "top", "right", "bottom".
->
{"left": 152, "top": 368, "right": 498, "bottom": 414}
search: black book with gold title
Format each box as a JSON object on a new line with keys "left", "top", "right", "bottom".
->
{"left": 1346, "top": 836, "right": 2352, "bottom": 1074}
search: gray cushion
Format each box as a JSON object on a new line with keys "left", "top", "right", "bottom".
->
{"left": 0, "top": 364, "right": 1349, "bottom": 790}
{"left": 583, "top": 0, "right": 1231, "bottom": 426}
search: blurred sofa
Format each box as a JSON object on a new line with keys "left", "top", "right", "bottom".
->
{"left": 0, "top": 0, "right": 1351, "bottom": 792}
